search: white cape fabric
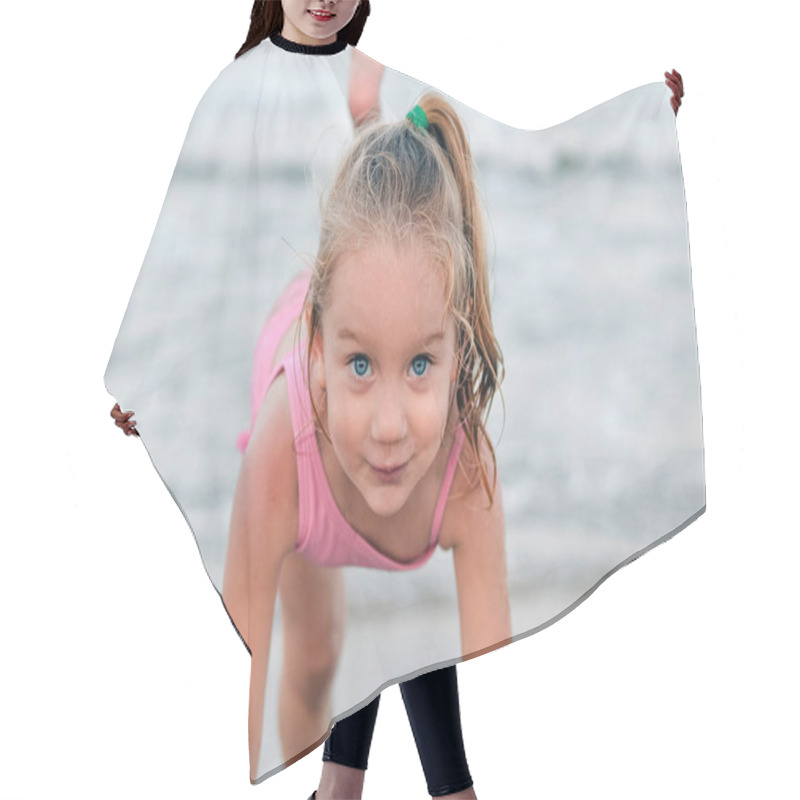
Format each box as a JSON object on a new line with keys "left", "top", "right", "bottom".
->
{"left": 105, "top": 36, "right": 704, "bottom": 782}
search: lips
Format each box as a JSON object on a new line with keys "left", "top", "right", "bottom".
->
{"left": 370, "top": 460, "right": 409, "bottom": 480}
{"left": 308, "top": 9, "right": 335, "bottom": 21}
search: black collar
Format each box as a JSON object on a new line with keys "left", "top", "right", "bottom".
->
{"left": 269, "top": 32, "right": 348, "bottom": 56}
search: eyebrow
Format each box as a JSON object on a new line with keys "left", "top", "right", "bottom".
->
{"left": 337, "top": 328, "right": 446, "bottom": 347}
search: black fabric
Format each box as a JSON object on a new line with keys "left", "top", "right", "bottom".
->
{"left": 269, "top": 32, "right": 348, "bottom": 55}
{"left": 323, "top": 665, "right": 473, "bottom": 796}
{"left": 323, "top": 693, "right": 381, "bottom": 770}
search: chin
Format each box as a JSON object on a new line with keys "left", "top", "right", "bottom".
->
{"left": 367, "top": 489, "right": 408, "bottom": 518}
{"left": 360, "top": 477, "right": 413, "bottom": 518}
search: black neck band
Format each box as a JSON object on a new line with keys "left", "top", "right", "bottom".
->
{"left": 270, "top": 32, "right": 348, "bottom": 56}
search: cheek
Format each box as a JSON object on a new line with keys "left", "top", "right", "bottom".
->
{"left": 282, "top": 1, "right": 299, "bottom": 25}
{"left": 343, "top": 0, "right": 360, "bottom": 19}
{"left": 321, "top": 369, "right": 359, "bottom": 437}
{"left": 414, "top": 382, "right": 452, "bottom": 441}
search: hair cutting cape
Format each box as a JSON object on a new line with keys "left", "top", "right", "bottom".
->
{"left": 105, "top": 35, "right": 704, "bottom": 783}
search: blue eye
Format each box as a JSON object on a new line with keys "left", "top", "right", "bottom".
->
{"left": 411, "top": 355, "right": 431, "bottom": 377}
{"left": 350, "top": 355, "right": 371, "bottom": 379}
{"left": 347, "top": 354, "right": 432, "bottom": 381}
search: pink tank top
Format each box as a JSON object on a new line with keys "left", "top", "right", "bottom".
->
{"left": 237, "top": 279, "right": 467, "bottom": 571}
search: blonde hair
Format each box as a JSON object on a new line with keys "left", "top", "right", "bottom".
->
{"left": 301, "top": 92, "right": 505, "bottom": 507}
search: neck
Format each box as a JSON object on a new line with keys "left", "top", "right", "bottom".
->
{"left": 269, "top": 30, "right": 348, "bottom": 56}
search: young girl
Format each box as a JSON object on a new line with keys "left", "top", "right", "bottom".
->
{"left": 111, "top": 3, "right": 487, "bottom": 797}
{"left": 236, "top": 6, "right": 489, "bottom": 798}
{"left": 223, "top": 88, "right": 515, "bottom": 787}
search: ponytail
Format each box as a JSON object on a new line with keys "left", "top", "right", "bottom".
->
{"left": 416, "top": 93, "right": 505, "bottom": 507}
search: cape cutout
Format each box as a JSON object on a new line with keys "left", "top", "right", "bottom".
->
{"left": 105, "top": 34, "right": 704, "bottom": 782}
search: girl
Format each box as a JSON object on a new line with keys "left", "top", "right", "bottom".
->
{"left": 111, "top": 3, "right": 485, "bottom": 797}
{"left": 223, "top": 90, "right": 515, "bottom": 787}
{"left": 237, "top": 6, "right": 490, "bottom": 798}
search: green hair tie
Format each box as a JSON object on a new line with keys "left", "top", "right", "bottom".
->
{"left": 406, "top": 104, "right": 429, "bottom": 131}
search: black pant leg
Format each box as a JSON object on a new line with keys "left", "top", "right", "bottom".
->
{"left": 322, "top": 693, "right": 381, "bottom": 771}
{"left": 400, "top": 665, "right": 474, "bottom": 797}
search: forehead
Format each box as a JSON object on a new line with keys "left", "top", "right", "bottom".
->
{"left": 325, "top": 242, "right": 451, "bottom": 346}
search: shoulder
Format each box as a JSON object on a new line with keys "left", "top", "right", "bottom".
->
{"left": 240, "top": 370, "right": 299, "bottom": 553}
{"left": 350, "top": 47, "right": 385, "bottom": 75}
{"left": 196, "top": 39, "right": 273, "bottom": 117}
{"left": 438, "top": 429, "right": 503, "bottom": 552}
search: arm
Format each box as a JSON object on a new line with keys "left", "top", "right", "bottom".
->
{"left": 451, "top": 452, "right": 512, "bottom": 659}
{"left": 348, "top": 47, "right": 386, "bottom": 128}
{"left": 222, "top": 376, "right": 297, "bottom": 781}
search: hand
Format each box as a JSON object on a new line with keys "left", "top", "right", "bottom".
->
{"left": 665, "top": 68, "right": 684, "bottom": 116}
{"left": 111, "top": 402, "right": 139, "bottom": 436}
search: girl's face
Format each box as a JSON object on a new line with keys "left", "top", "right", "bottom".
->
{"left": 280, "top": 0, "right": 361, "bottom": 46}
{"left": 312, "top": 241, "right": 460, "bottom": 519}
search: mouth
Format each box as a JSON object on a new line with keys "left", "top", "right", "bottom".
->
{"left": 307, "top": 9, "right": 335, "bottom": 22}
{"left": 370, "top": 460, "right": 409, "bottom": 482}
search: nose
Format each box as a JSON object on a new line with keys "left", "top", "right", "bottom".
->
{"left": 370, "top": 384, "right": 408, "bottom": 445}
